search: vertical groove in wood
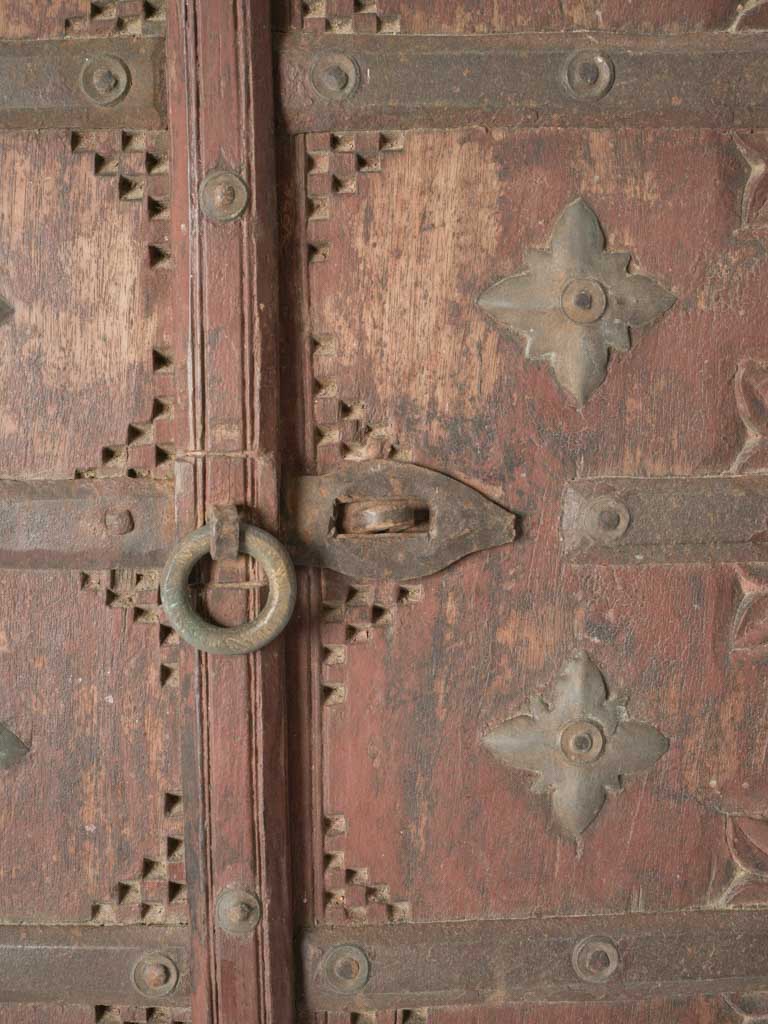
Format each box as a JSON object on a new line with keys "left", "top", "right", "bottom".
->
{"left": 168, "top": 0, "right": 292, "bottom": 1020}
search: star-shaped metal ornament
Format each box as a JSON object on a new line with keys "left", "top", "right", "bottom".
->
{"left": 478, "top": 198, "right": 676, "bottom": 406}
{"left": 483, "top": 651, "right": 668, "bottom": 840}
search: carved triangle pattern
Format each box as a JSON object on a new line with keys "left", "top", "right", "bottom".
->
{"left": 94, "top": 1007, "right": 191, "bottom": 1023}
{"left": 311, "top": 334, "right": 412, "bottom": 468}
{"left": 302, "top": 0, "right": 400, "bottom": 33}
{"left": 306, "top": 133, "right": 405, "bottom": 263}
{"left": 311, "top": 333, "right": 422, "bottom": 699}
{"left": 70, "top": 130, "right": 172, "bottom": 272}
{"left": 323, "top": 812, "right": 412, "bottom": 924}
{"left": 320, "top": 574, "right": 423, "bottom": 706}
{"left": 80, "top": 569, "right": 180, "bottom": 686}
{"left": 90, "top": 791, "right": 187, "bottom": 925}
{"left": 64, "top": 0, "right": 167, "bottom": 37}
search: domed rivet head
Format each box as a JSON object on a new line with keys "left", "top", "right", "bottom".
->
{"left": 572, "top": 937, "right": 621, "bottom": 983}
{"left": 80, "top": 56, "right": 131, "bottom": 106}
{"left": 132, "top": 953, "right": 180, "bottom": 997}
{"left": 200, "top": 170, "right": 250, "bottom": 223}
{"left": 216, "top": 886, "right": 262, "bottom": 935}
{"left": 104, "top": 509, "right": 135, "bottom": 536}
{"left": 560, "top": 720, "right": 606, "bottom": 764}
{"left": 585, "top": 496, "right": 631, "bottom": 544}
{"left": 563, "top": 51, "right": 615, "bottom": 100}
{"left": 323, "top": 944, "right": 370, "bottom": 994}
{"left": 561, "top": 278, "right": 608, "bottom": 324}
{"left": 310, "top": 54, "right": 360, "bottom": 101}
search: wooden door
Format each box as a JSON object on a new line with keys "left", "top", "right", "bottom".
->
{"left": 4, "top": 2, "right": 768, "bottom": 1024}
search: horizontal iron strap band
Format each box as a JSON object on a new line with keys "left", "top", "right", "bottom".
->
{"left": 0, "top": 925, "right": 189, "bottom": 1004}
{"left": 0, "top": 36, "right": 166, "bottom": 130}
{"left": 302, "top": 909, "right": 768, "bottom": 1011}
{"left": 276, "top": 31, "right": 768, "bottom": 134}
{"left": 562, "top": 475, "right": 768, "bottom": 564}
{"left": 0, "top": 478, "right": 174, "bottom": 570}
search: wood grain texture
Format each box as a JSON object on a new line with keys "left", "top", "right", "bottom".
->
{"left": 0, "top": 571, "right": 183, "bottom": 923}
{"left": 0, "top": 132, "right": 167, "bottom": 478}
{"left": 295, "top": 125, "right": 768, "bottom": 922}
{"left": 168, "top": 0, "right": 292, "bottom": 1021}
{"left": 276, "top": 126, "right": 768, "bottom": 1024}
{"left": 279, "top": 0, "right": 743, "bottom": 33}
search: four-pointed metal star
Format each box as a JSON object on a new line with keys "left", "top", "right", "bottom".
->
{"left": 483, "top": 651, "right": 669, "bottom": 839}
{"left": 478, "top": 197, "right": 676, "bottom": 406}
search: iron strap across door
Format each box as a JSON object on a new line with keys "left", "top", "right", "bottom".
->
{"left": 0, "top": 4, "right": 767, "bottom": 1020}
{"left": 301, "top": 910, "right": 768, "bottom": 1011}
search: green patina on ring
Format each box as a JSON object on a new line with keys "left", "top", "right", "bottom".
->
{"left": 161, "top": 523, "right": 297, "bottom": 656}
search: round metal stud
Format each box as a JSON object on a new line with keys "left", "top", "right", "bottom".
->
{"left": 200, "top": 170, "right": 250, "bottom": 223}
{"left": 132, "top": 953, "right": 180, "bottom": 997}
{"left": 104, "top": 509, "right": 135, "bottom": 536}
{"left": 310, "top": 54, "right": 360, "bottom": 101}
{"left": 161, "top": 522, "right": 297, "bottom": 656}
{"left": 560, "top": 720, "right": 606, "bottom": 764}
{"left": 80, "top": 55, "right": 131, "bottom": 107}
{"left": 572, "top": 937, "right": 620, "bottom": 983}
{"left": 322, "top": 944, "right": 370, "bottom": 994}
{"left": 216, "top": 886, "right": 262, "bottom": 935}
{"left": 561, "top": 278, "right": 608, "bottom": 324}
{"left": 584, "top": 496, "right": 631, "bottom": 544}
{"left": 563, "top": 51, "right": 615, "bottom": 101}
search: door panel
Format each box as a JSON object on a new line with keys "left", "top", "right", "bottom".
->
{"left": 2, "top": 0, "right": 768, "bottom": 1021}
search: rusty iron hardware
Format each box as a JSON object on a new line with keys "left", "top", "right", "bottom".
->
{"left": 482, "top": 651, "right": 668, "bottom": 840}
{"left": 0, "top": 925, "right": 189, "bottom": 1005}
{"left": 79, "top": 55, "right": 131, "bottom": 107}
{"left": 572, "top": 937, "right": 621, "bottom": 983}
{"left": 478, "top": 197, "right": 675, "bottom": 407}
{"left": 208, "top": 504, "right": 242, "bottom": 561}
{"left": 215, "top": 886, "right": 262, "bottom": 935}
{"left": 200, "top": 170, "right": 250, "bottom": 223}
{"left": 132, "top": 952, "right": 180, "bottom": 998}
{"left": 0, "top": 37, "right": 165, "bottom": 130}
{"left": 301, "top": 909, "right": 768, "bottom": 1011}
{"left": 0, "top": 478, "right": 173, "bottom": 571}
{"left": 562, "top": 476, "right": 768, "bottom": 564}
{"left": 322, "top": 944, "right": 370, "bottom": 995}
{"left": 161, "top": 513, "right": 297, "bottom": 656}
{"left": 309, "top": 53, "right": 360, "bottom": 102}
{"left": 284, "top": 460, "right": 517, "bottom": 581}
{"left": 276, "top": 32, "right": 768, "bottom": 134}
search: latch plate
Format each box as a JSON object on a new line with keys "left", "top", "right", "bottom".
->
{"left": 284, "top": 460, "right": 517, "bottom": 580}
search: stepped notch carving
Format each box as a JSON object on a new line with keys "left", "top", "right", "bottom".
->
{"left": 478, "top": 198, "right": 676, "bottom": 406}
{"left": 483, "top": 651, "right": 669, "bottom": 839}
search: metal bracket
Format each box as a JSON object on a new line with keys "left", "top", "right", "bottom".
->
{"left": 301, "top": 909, "right": 768, "bottom": 1012}
{"left": 283, "top": 460, "right": 517, "bottom": 580}
{"left": 562, "top": 476, "right": 768, "bottom": 564}
{"left": 0, "top": 36, "right": 166, "bottom": 130}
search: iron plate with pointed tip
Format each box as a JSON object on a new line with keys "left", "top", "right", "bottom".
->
{"left": 284, "top": 460, "right": 517, "bottom": 581}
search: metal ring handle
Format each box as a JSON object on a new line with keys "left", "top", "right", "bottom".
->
{"left": 161, "top": 523, "right": 297, "bottom": 656}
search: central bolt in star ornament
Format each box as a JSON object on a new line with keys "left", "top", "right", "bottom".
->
{"left": 482, "top": 651, "right": 669, "bottom": 839}
{"left": 478, "top": 197, "right": 676, "bottom": 406}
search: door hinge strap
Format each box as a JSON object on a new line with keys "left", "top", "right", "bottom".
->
{"left": 302, "top": 909, "right": 768, "bottom": 1012}
{"left": 562, "top": 475, "right": 768, "bottom": 564}
{"left": 0, "top": 36, "right": 166, "bottom": 130}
